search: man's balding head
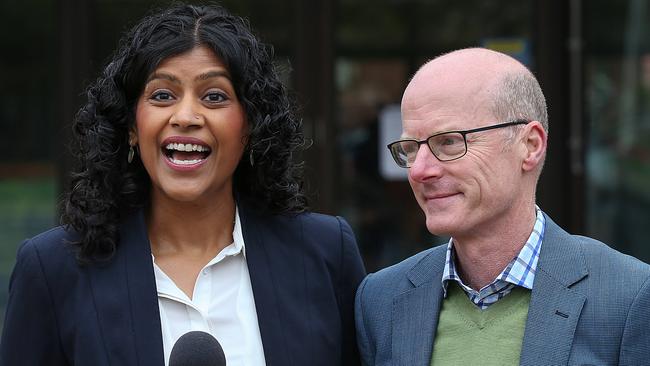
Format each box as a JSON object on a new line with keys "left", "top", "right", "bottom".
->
{"left": 404, "top": 48, "right": 548, "bottom": 134}
{"left": 398, "top": 48, "right": 549, "bottom": 239}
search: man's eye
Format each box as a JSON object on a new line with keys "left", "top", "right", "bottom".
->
{"left": 441, "top": 137, "right": 459, "bottom": 145}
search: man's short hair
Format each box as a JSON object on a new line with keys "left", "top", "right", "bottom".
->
{"left": 491, "top": 71, "right": 548, "bottom": 172}
{"left": 492, "top": 71, "right": 548, "bottom": 134}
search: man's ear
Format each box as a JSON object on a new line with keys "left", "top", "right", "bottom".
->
{"left": 521, "top": 121, "right": 547, "bottom": 172}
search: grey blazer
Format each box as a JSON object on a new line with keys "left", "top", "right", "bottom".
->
{"left": 355, "top": 214, "right": 650, "bottom": 366}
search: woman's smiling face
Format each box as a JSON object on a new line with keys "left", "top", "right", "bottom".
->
{"left": 133, "top": 46, "right": 247, "bottom": 205}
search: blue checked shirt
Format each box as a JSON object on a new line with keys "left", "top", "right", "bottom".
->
{"left": 441, "top": 207, "right": 546, "bottom": 310}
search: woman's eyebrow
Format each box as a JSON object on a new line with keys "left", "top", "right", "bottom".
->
{"left": 146, "top": 72, "right": 179, "bottom": 84}
{"left": 196, "top": 70, "right": 231, "bottom": 81}
{"left": 145, "top": 70, "right": 231, "bottom": 84}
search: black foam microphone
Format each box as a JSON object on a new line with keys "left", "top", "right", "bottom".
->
{"left": 169, "top": 331, "right": 227, "bottom": 366}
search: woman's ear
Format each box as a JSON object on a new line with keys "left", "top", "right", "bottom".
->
{"left": 240, "top": 117, "right": 251, "bottom": 148}
{"left": 521, "top": 121, "right": 547, "bottom": 172}
{"left": 128, "top": 127, "right": 138, "bottom": 146}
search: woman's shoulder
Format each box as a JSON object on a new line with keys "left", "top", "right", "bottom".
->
{"left": 257, "top": 210, "right": 353, "bottom": 236}
{"left": 22, "top": 225, "right": 76, "bottom": 251}
{"left": 262, "top": 211, "right": 358, "bottom": 256}
{"left": 15, "top": 226, "right": 80, "bottom": 272}
{"left": 240, "top": 203, "right": 361, "bottom": 259}
{"left": 295, "top": 210, "right": 350, "bottom": 228}
{"left": 252, "top": 210, "right": 365, "bottom": 278}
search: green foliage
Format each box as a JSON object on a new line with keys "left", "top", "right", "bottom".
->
{"left": 0, "top": 178, "right": 57, "bottom": 331}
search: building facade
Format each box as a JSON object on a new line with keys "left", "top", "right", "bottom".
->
{"left": 1, "top": 0, "right": 649, "bottom": 329}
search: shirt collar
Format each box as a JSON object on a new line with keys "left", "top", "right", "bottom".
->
{"left": 203, "top": 205, "right": 246, "bottom": 266}
{"left": 151, "top": 205, "right": 246, "bottom": 265}
{"left": 233, "top": 205, "right": 246, "bottom": 258}
{"left": 152, "top": 206, "right": 247, "bottom": 300}
{"left": 441, "top": 206, "right": 546, "bottom": 297}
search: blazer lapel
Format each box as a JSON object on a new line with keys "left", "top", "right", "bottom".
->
{"left": 392, "top": 248, "right": 445, "bottom": 366}
{"left": 88, "top": 211, "right": 164, "bottom": 366}
{"left": 239, "top": 205, "right": 292, "bottom": 366}
{"left": 519, "top": 215, "right": 588, "bottom": 366}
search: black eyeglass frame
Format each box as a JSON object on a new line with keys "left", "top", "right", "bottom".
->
{"left": 387, "top": 119, "right": 530, "bottom": 167}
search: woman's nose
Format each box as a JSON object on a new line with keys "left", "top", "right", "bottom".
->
{"left": 169, "top": 99, "right": 204, "bottom": 128}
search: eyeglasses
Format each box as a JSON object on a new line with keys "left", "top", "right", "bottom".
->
{"left": 387, "top": 119, "right": 529, "bottom": 168}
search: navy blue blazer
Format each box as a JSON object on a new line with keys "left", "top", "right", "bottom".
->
{"left": 0, "top": 204, "right": 366, "bottom": 365}
{"left": 355, "top": 214, "right": 650, "bottom": 366}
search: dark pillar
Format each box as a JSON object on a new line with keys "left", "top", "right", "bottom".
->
{"left": 533, "top": 0, "right": 584, "bottom": 232}
{"left": 292, "top": 0, "right": 336, "bottom": 213}
{"left": 57, "top": 0, "right": 92, "bottom": 217}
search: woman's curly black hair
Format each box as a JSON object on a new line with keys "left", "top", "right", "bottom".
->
{"left": 62, "top": 3, "right": 308, "bottom": 262}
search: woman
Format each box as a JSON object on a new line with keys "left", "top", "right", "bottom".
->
{"left": 0, "top": 4, "right": 366, "bottom": 365}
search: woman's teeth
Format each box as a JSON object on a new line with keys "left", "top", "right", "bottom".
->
{"left": 164, "top": 142, "right": 211, "bottom": 165}
{"left": 165, "top": 143, "right": 210, "bottom": 152}
{"left": 169, "top": 157, "right": 204, "bottom": 165}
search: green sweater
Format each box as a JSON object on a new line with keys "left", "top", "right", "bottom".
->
{"left": 430, "top": 282, "right": 531, "bottom": 366}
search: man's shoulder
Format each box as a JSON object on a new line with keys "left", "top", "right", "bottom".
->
{"left": 542, "top": 214, "right": 650, "bottom": 293}
{"left": 361, "top": 244, "right": 446, "bottom": 295}
{"left": 573, "top": 234, "right": 650, "bottom": 276}
{"left": 544, "top": 213, "right": 650, "bottom": 274}
{"left": 372, "top": 245, "right": 443, "bottom": 278}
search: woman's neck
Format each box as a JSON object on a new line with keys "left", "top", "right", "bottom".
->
{"left": 146, "top": 193, "right": 237, "bottom": 257}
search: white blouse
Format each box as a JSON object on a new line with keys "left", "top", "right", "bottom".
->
{"left": 152, "top": 209, "right": 266, "bottom": 366}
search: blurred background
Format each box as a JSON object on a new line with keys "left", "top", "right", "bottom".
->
{"left": 1, "top": 0, "right": 649, "bottom": 331}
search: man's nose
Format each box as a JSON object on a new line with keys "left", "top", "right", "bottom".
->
{"left": 408, "top": 144, "right": 443, "bottom": 181}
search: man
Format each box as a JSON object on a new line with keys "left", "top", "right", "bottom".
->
{"left": 354, "top": 48, "right": 650, "bottom": 366}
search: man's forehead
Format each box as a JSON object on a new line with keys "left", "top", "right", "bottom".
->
{"left": 400, "top": 103, "right": 493, "bottom": 139}
{"left": 418, "top": 48, "right": 522, "bottom": 75}
{"left": 403, "top": 48, "right": 524, "bottom": 101}
{"left": 405, "top": 67, "right": 495, "bottom": 101}
{"left": 401, "top": 79, "right": 492, "bottom": 118}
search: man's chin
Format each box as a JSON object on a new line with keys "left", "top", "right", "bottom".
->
{"left": 424, "top": 217, "right": 457, "bottom": 237}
